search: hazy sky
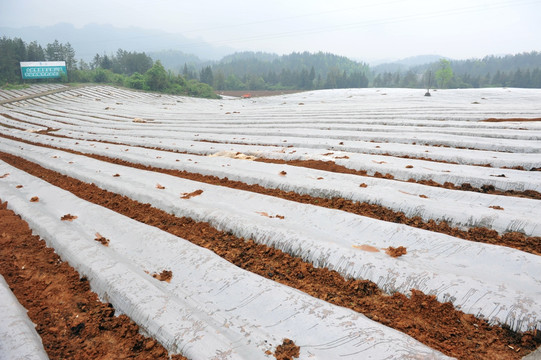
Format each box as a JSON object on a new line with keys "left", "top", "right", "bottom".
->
{"left": 2, "top": 0, "right": 540, "bottom": 61}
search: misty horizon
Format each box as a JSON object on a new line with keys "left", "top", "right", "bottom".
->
{"left": 1, "top": 22, "right": 539, "bottom": 67}
{"left": 2, "top": 0, "right": 540, "bottom": 62}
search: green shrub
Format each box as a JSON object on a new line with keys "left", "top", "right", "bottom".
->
{"left": 69, "top": 70, "right": 92, "bottom": 83}
{"left": 166, "top": 84, "right": 186, "bottom": 95}
{"left": 143, "top": 61, "right": 168, "bottom": 91}
{"left": 186, "top": 80, "right": 219, "bottom": 99}
{"left": 125, "top": 72, "right": 145, "bottom": 89}
{"left": 112, "top": 73, "right": 124, "bottom": 86}
{"left": 93, "top": 68, "right": 113, "bottom": 83}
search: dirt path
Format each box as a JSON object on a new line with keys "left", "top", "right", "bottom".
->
{"left": 1, "top": 152, "right": 540, "bottom": 359}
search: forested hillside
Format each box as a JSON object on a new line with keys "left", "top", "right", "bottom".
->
{"left": 374, "top": 52, "right": 541, "bottom": 89}
{"left": 205, "top": 51, "right": 370, "bottom": 91}
{"left": 170, "top": 50, "right": 541, "bottom": 90}
{"left": 1, "top": 35, "right": 540, "bottom": 91}
{"left": 0, "top": 36, "right": 218, "bottom": 98}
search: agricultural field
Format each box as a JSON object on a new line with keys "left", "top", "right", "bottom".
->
{"left": 1, "top": 84, "right": 540, "bottom": 360}
{"left": 0, "top": 84, "right": 67, "bottom": 103}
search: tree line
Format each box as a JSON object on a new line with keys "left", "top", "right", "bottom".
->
{"left": 0, "top": 36, "right": 218, "bottom": 98}
{"left": 0, "top": 37, "right": 76, "bottom": 84}
{"left": 179, "top": 50, "right": 541, "bottom": 91}
{"left": 2, "top": 36, "right": 540, "bottom": 93}
{"left": 374, "top": 67, "right": 541, "bottom": 89}
{"left": 374, "top": 52, "right": 541, "bottom": 89}
{"left": 187, "top": 51, "right": 369, "bottom": 91}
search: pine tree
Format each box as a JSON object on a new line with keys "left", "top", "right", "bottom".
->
{"left": 199, "top": 66, "right": 214, "bottom": 85}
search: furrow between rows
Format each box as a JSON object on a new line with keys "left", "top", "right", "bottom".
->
{"left": 0, "top": 142, "right": 539, "bottom": 333}
{"left": 2, "top": 155, "right": 540, "bottom": 359}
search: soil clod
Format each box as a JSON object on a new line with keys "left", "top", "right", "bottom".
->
{"left": 386, "top": 246, "right": 407, "bottom": 257}
{"left": 274, "top": 338, "right": 300, "bottom": 360}
{"left": 94, "top": 233, "right": 110, "bottom": 246}
{"left": 181, "top": 189, "right": 203, "bottom": 199}
{"left": 60, "top": 214, "right": 78, "bottom": 221}
{"left": 152, "top": 270, "right": 173, "bottom": 283}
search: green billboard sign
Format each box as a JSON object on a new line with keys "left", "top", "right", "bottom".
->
{"left": 20, "top": 61, "right": 67, "bottom": 79}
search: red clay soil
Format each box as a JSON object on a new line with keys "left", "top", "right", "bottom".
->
{"left": 1, "top": 153, "right": 540, "bottom": 359}
{"left": 3, "top": 123, "right": 541, "bottom": 252}
{"left": 255, "top": 158, "right": 541, "bottom": 200}
{"left": 9, "top": 148, "right": 538, "bottom": 256}
{"left": 0, "top": 202, "right": 188, "bottom": 360}
{"left": 4, "top": 110, "right": 541, "bottom": 174}
{"left": 273, "top": 339, "right": 300, "bottom": 360}
{"left": 181, "top": 189, "right": 204, "bottom": 199}
{"left": 198, "top": 138, "right": 541, "bottom": 173}
{"left": 2, "top": 130, "right": 541, "bottom": 198}
{"left": 1, "top": 145, "right": 540, "bottom": 257}
{"left": 151, "top": 270, "right": 173, "bottom": 283}
{"left": 385, "top": 246, "right": 408, "bottom": 258}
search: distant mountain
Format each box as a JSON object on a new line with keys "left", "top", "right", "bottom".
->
{"left": 213, "top": 51, "right": 369, "bottom": 78}
{"left": 220, "top": 51, "right": 281, "bottom": 64}
{"left": 148, "top": 51, "right": 283, "bottom": 74}
{"left": 0, "top": 23, "right": 234, "bottom": 61}
{"left": 396, "top": 55, "right": 445, "bottom": 67}
{"left": 148, "top": 50, "right": 207, "bottom": 72}
{"left": 372, "top": 55, "right": 445, "bottom": 73}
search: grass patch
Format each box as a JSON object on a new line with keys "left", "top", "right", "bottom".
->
{"left": 1, "top": 83, "right": 30, "bottom": 90}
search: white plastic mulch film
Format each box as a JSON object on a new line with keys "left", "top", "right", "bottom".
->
{"left": 1, "top": 85, "right": 541, "bottom": 359}
{"left": 0, "top": 162, "right": 451, "bottom": 359}
{"left": 0, "top": 275, "right": 49, "bottom": 360}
